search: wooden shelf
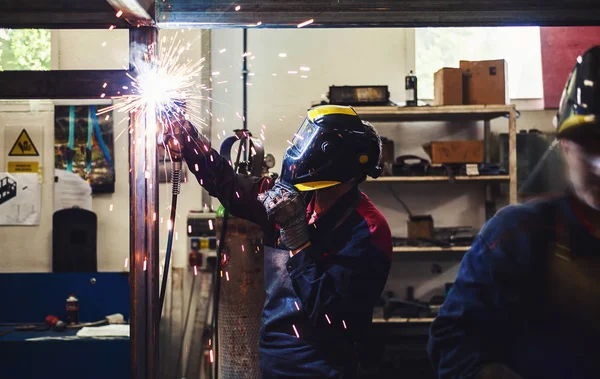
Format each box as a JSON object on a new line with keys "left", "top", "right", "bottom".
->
{"left": 393, "top": 246, "right": 470, "bottom": 253}
{"left": 372, "top": 317, "right": 434, "bottom": 324}
{"left": 366, "top": 175, "right": 509, "bottom": 183}
{"left": 354, "top": 104, "right": 516, "bottom": 122}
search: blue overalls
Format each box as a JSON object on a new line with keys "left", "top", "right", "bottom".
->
{"left": 428, "top": 193, "right": 600, "bottom": 378}
{"left": 184, "top": 147, "right": 392, "bottom": 378}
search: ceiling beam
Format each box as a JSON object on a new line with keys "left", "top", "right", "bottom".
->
{"left": 156, "top": 1, "right": 600, "bottom": 28}
{"left": 1, "top": 0, "right": 129, "bottom": 29}
{"left": 106, "top": 0, "right": 155, "bottom": 26}
{"left": 0, "top": 70, "right": 131, "bottom": 99}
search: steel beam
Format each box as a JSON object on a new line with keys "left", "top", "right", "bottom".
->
{"left": 106, "top": 0, "right": 155, "bottom": 26}
{"left": 156, "top": 0, "right": 600, "bottom": 28}
{"left": 129, "top": 25, "right": 160, "bottom": 379}
{"left": 1, "top": 0, "right": 129, "bottom": 29}
{"left": 0, "top": 70, "right": 130, "bottom": 99}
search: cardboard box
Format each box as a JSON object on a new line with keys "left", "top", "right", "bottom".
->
{"left": 460, "top": 59, "right": 509, "bottom": 105}
{"left": 434, "top": 68, "right": 463, "bottom": 106}
{"left": 407, "top": 215, "right": 434, "bottom": 241}
{"left": 425, "top": 141, "right": 484, "bottom": 164}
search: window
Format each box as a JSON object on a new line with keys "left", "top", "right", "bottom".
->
{"left": 415, "top": 27, "right": 543, "bottom": 100}
{"left": 0, "top": 29, "right": 51, "bottom": 71}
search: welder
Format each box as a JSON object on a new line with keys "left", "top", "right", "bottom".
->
{"left": 166, "top": 105, "right": 392, "bottom": 378}
{"left": 428, "top": 46, "right": 600, "bottom": 379}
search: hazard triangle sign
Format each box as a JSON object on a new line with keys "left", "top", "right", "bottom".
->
{"left": 8, "top": 129, "right": 39, "bottom": 156}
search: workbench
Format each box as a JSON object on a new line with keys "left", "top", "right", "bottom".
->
{"left": 0, "top": 326, "right": 129, "bottom": 379}
{"left": 0, "top": 272, "right": 130, "bottom": 379}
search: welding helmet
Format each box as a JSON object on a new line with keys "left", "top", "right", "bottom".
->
{"left": 280, "top": 105, "right": 382, "bottom": 191}
{"left": 555, "top": 46, "right": 600, "bottom": 140}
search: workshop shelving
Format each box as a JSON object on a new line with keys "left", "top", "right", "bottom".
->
{"left": 366, "top": 175, "right": 510, "bottom": 183}
{"left": 355, "top": 104, "right": 518, "bottom": 254}
{"left": 392, "top": 246, "right": 470, "bottom": 253}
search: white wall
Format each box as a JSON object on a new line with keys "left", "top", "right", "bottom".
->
{"left": 0, "top": 29, "right": 209, "bottom": 272}
{"left": 210, "top": 28, "right": 557, "bottom": 299}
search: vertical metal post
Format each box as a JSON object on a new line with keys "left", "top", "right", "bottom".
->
{"left": 129, "top": 26, "right": 160, "bottom": 379}
{"left": 508, "top": 106, "right": 518, "bottom": 204}
{"left": 242, "top": 28, "right": 249, "bottom": 160}
{"left": 483, "top": 119, "right": 494, "bottom": 219}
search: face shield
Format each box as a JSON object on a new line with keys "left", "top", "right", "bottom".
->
{"left": 289, "top": 118, "right": 321, "bottom": 157}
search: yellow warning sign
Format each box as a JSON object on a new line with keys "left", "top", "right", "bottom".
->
{"left": 8, "top": 129, "right": 39, "bottom": 156}
{"left": 8, "top": 161, "right": 39, "bottom": 173}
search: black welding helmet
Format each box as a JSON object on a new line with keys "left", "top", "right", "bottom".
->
{"left": 555, "top": 45, "right": 600, "bottom": 140}
{"left": 280, "top": 105, "right": 382, "bottom": 191}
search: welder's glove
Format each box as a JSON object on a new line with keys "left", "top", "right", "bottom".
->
{"left": 475, "top": 364, "right": 523, "bottom": 379}
{"left": 163, "top": 119, "right": 210, "bottom": 162}
{"left": 258, "top": 182, "right": 310, "bottom": 250}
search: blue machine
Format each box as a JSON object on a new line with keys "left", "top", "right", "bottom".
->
{"left": 0, "top": 273, "right": 130, "bottom": 379}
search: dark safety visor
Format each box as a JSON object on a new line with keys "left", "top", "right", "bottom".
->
{"left": 290, "top": 118, "right": 320, "bottom": 155}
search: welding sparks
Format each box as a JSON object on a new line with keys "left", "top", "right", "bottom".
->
{"left": 168, "top": 219, "right": 173, "bottom": 230}
{"left": 300, "top": 66, "right": 310, "bottom": 71}
{"left": 109, "top": 25, "right": 116, "bottom": 30}
{"left": 236, "top": 191, "right": 240, "bottom": 198}
{"left": 294, "top": 301, "right": 300, "bottom": 311}
{"left": 292, "top": 324, "right": 300, "bottom": 338}
{"left": 116, "top": 10, "right": 123, "bottom": 18}
{"left": 208, "top": 219, "right": 214, "bottom": 231}
{"left": 102, "top": 82, "right": 108, "bottom": 88}
{"left": 209, "top": 349, "right": 214, "bottom": 363}
{"left": 342, "top": 320, "right": 347, "bottom": 329}
{"left": 97, "top": 36, "right": 205, "bottom": 137}
{"left": 297, "top": 19, "right": 314, "bottom": 28}
{"left": 279, "top": 53, "right": 287, "bottom": 58}
{"left": 219, "top": 48, "right": 227, "bottom": 53}
{"left": 235, "top": 5, "right": 241, "bottom": 11}
{"left": 188, "top": 225, "right": 192, "bottom": 234}
{"left": 109, "top": 203, "right": 114, "bottom": 211}
{"left": 242, "top": 244, "right": 245, "bottom": 252}
{"left": 194, "top": 265, "right": 198, "bottom": 276}
{"left": 288, "top": 71, "right": 298, "bottom": 75}
{"left": 124, "top": 258, "right": 129, "bottom": 268}
{"left": 225, "top": 271, "right": 230, "bottom": 281}
{"left": 325, "top": 314, "right": 332, "bottom": 324}
{"left": 143, "top": 259, "right": 147, "bottom": 271}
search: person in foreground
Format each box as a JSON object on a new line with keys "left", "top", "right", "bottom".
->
{"left": 428, "top": 46, "right": 600, "bottom": 379}
{"left": 167, "top": 105, "right": 392, "bottom": 378}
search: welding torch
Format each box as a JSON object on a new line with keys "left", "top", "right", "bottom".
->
{"left": 158, "top": 113, "right": 185, "bottom": 320}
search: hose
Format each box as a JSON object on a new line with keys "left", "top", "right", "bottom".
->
{"left": 159, "top": 160, "right": 182, "bottom": 319}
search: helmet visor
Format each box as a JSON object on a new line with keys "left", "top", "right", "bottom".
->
{"left": 291, "top": 118, "right": 320, "bottom": 156}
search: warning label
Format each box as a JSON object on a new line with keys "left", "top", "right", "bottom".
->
{"left": 8, "top": 161, "right": 39, "bottom": 173}
{"left": 8, "top": 129, "right": 39, "bottom": 156}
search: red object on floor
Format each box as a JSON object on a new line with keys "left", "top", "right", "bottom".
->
{"left": 540, "top": 26, "right": 600, "bottom": 109}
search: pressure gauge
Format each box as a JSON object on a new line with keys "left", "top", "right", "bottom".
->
{"left": 264, "top": 154, "right": 276, "bottom": 169}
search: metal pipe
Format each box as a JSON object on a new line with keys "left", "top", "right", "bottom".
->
{"left": 242, "top": 28, "right": 249, "bottom": 160}
{"left": 129, "top": 26, "right": 159, "bottom": 379}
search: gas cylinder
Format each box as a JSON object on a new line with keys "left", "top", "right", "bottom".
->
{"left": 215, "top": 205, "right": 265, "bottom": 379}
